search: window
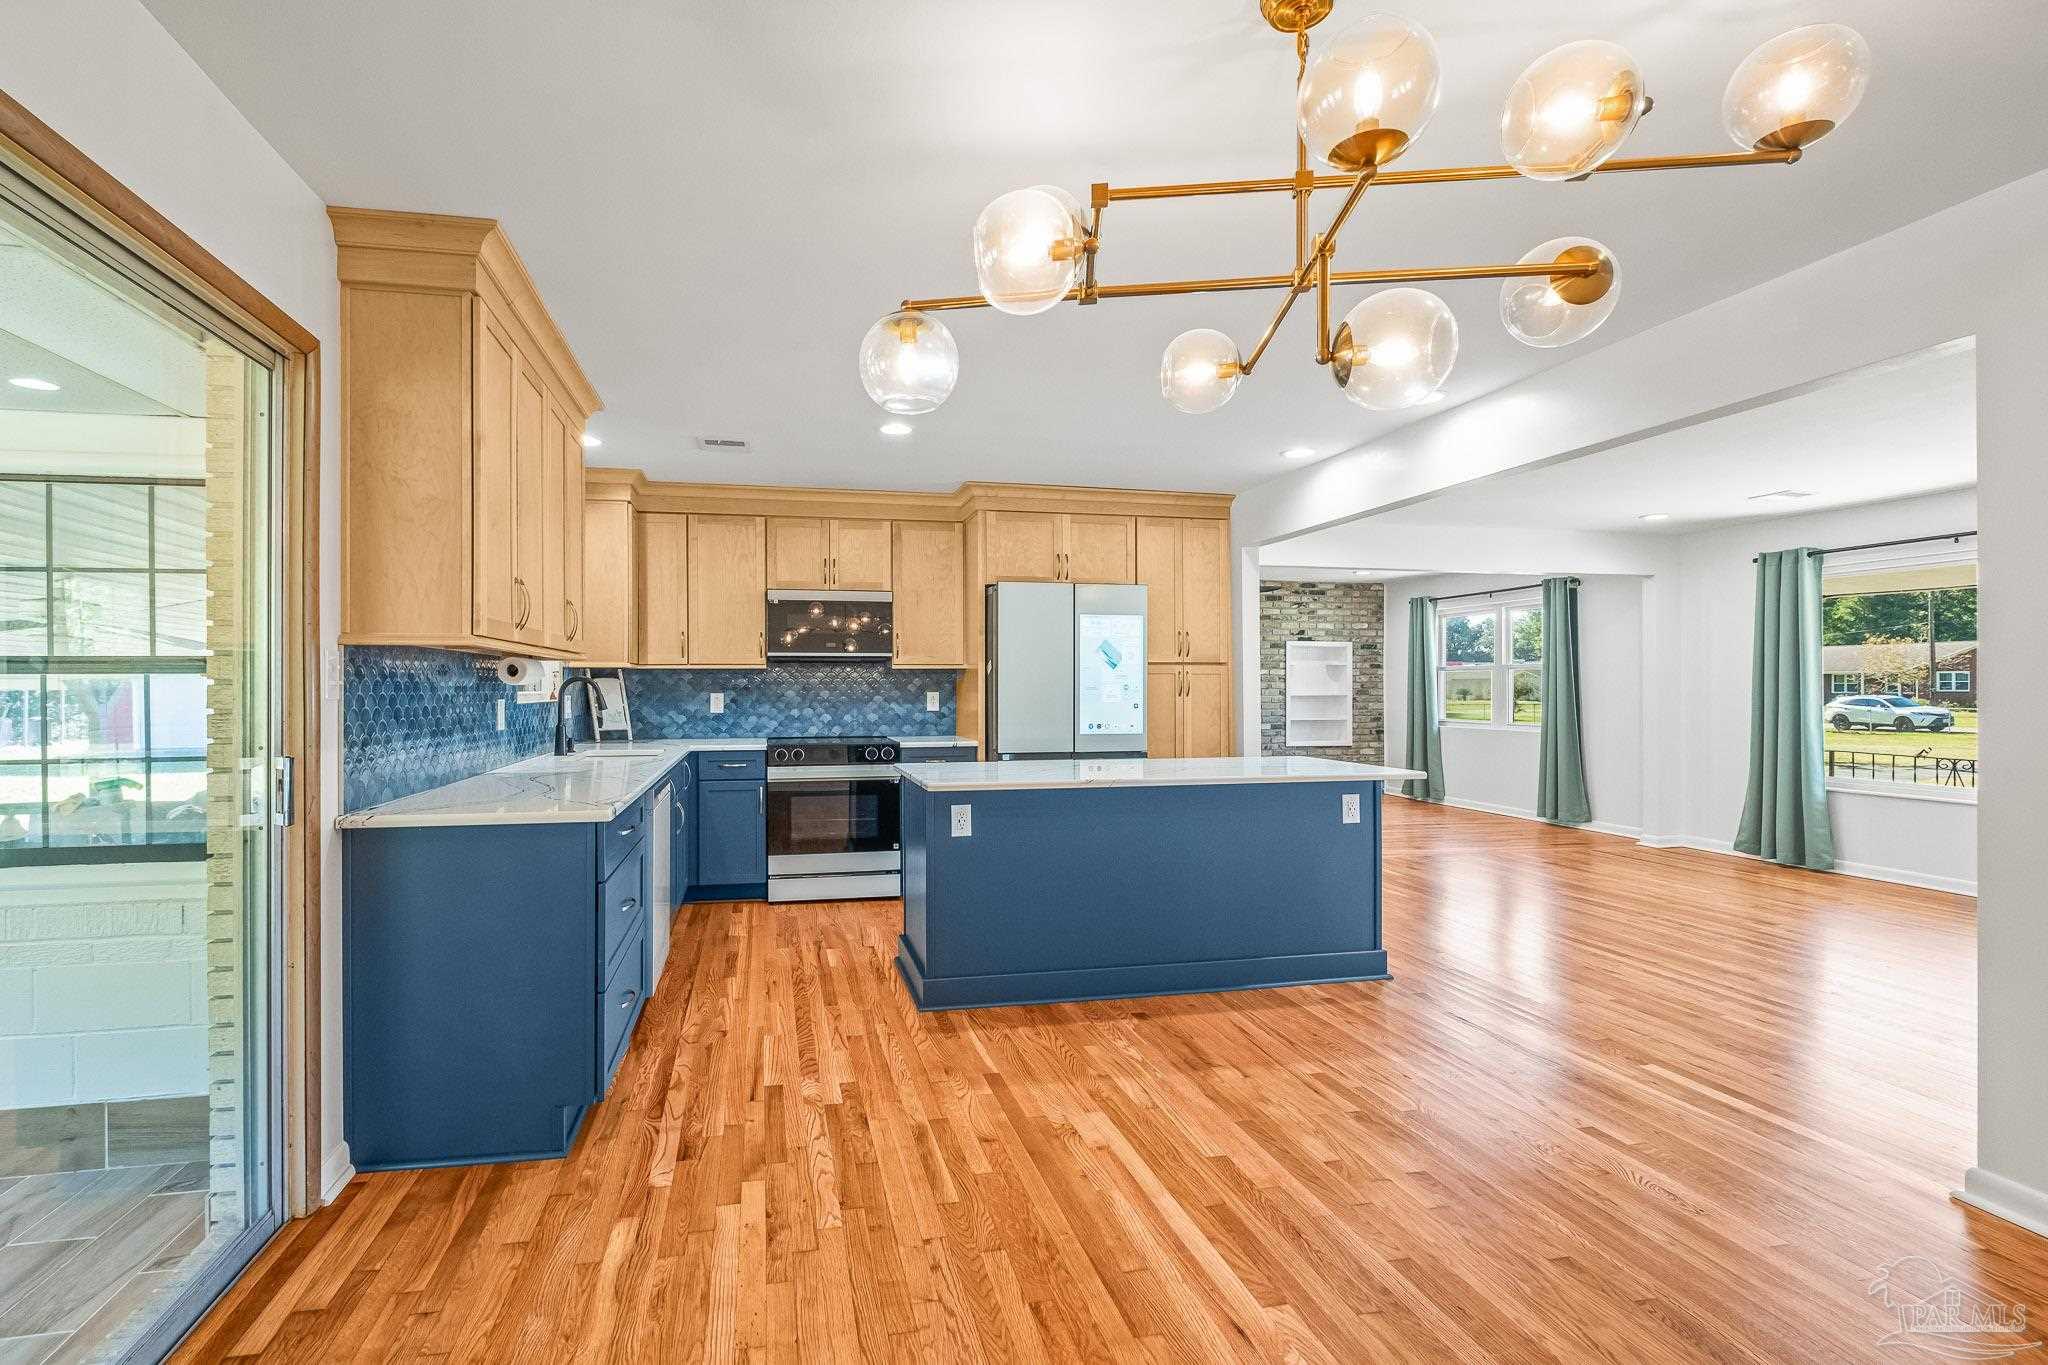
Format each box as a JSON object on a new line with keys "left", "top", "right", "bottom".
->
{"left": 0, "top": 478, "right": 209, "bottom": 860}
{"left": 1819, "top": 557, "right": 1976, "bottom": 790}
{"left": 1437, "top": 597, "right": 1542, "bottom": 726}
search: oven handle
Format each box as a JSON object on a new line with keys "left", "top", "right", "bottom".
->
{"left": 764, "top": 773, "right": 902, "bottom": 786}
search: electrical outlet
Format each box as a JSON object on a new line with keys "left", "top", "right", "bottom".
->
{"left": 925, "top": 690, "right": 941, "bottom": 712}
{"left": 496, "top": 698, "right": 507, "bottom": 732}
{"left": 950, "top": 804, "right": 972, "bottom": 837}
{"left": 1342, "top": 792, "right": 1361, "bottom": 824}
{"left": 709, "top": 692, "right": 725, "bottom": 714}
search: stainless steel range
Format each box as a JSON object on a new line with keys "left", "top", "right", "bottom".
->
{"left": 764, "top": 736, "right": 902, "bottom": 903}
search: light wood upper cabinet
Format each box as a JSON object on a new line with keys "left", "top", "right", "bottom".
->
{"left": 981, "top": 510, "right": 1061, "bottom": 582}
{"left": 335, "top": 208, "right": 601, "bottom": 657}
{"left": 1061, "top": 514, "right": 1134, "bottom": 583}
{"left": 980, "top": 510, "right": 1134, "bottom": 583}
{"left": 636, "top": 512, "right": 689, "bottom": 666}
{"left": 1136, "top": 516, "right": 1231, "bottom": 663}
{"left": 561, "top": 433, "right": 586, "bottom": 653}
{"left": 580, "top": 499, "right": 632, "bottom": 665}
{"left": 687, "top": 515, "right": 766, "bottom": 665}
{"left": 767, "top": 517, "right": 892, "bottom": 590}
{"left": 829, "top": 519, "right": 892, "bottom": 590}
{"left": 891, "top": 520, "right": 966, "bottom": 667}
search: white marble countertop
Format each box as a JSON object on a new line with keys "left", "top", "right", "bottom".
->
{"left": 896, "top": 756, "right": 1426, "bottom": 792}
{"left": 338, "top": 735, "right": 976, "bottom": 829}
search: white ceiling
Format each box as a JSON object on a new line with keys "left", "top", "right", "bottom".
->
{"left": 140, "top": 1, "right": 2048, "bottom": 493}
{"left": 1357, "top": 342, "right": 1976, "bottom": 535}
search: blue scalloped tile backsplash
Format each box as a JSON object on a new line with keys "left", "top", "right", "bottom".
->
{"left": 343, "top": 646, "right": 959, "bottom": 811}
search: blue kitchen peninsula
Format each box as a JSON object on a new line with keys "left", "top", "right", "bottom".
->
{"left": 896, "top": 756, "right": 1425, "bottom": 1010}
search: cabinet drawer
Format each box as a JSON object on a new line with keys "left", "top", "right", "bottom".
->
{"left": 696, "top": 752, "right": 766, "bottom": 781}
{"left": 599, "top": 796, "right": 648, "bottom": 879}
{"left": 598, "top": 919, "right": 647, "bottom": 1089}
{"left": 600, "top": 841, "right": 646, "bottom": 981}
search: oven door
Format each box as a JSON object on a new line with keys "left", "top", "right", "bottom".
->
{"left": 765, "top": 776, "right": 901, "bottom": 874}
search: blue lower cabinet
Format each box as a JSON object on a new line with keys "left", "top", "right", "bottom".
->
{"left": 671, "top": 761, "right": 693, "bottom": 909}
{"left": 694, "top": 775, "right": 766, "bottom": 895}
{"left": 343, "top": 813, "right": 653, "bottom": 1170}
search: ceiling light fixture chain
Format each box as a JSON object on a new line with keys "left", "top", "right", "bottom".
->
{"left": 857, "top": 6, "right": 1869, "bottom": 419}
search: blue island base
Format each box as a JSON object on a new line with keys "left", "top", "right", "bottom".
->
{"left": 896, "top": 935, "right": 1388, "bottom": 1011}
{"left": 896, "top": 776, "right": 1391, "bottom": 1012}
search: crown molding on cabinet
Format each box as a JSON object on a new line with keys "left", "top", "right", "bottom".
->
{"left": 583, "top": 468, "right": 1233, "bottom": 523}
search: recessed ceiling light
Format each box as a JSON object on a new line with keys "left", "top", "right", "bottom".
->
{"left": 580, "top": 433, "right": 601, "bottom": 449}
{"left": 1747, "top": 488, "right": 1814, "bottom": 502}
{"left": 1280, "top": 446, "right": 1316, "bottom": 460}
{"left": 696, "top": 436, "right": 751, "bottom": 453}
{"left": 8, "top": 376, "right": 58, "bottom": 392}
{"left": 1638, "top": 512, "right": 1670, "bottom": 522}
{"left": 879, "top": 420, "right": 913, "bottom": 437}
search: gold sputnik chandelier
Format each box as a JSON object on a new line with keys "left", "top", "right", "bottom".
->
{"left": 859, "top": 3, "right": 1870, "bottom": 418}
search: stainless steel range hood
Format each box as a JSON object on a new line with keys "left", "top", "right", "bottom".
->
{"left": 766, "top": 590, "right": 894, "bottom": 660}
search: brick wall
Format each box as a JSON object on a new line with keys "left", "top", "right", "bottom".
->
{"left": 0, "top": 864, "right": 208, "bottom": 1109}
{"left": 1258, "top": 580, "right": 1386, "bottom": 763}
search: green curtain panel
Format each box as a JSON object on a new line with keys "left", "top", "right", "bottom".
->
{"left": 1536, "top": 576, "right": 1592, "bottom": 825}
{"left": 1404, "top": 596, "right": 1445, "bottom": 802}
{"left": 1734, "top": 547, "right": 1836, "bottom": 869}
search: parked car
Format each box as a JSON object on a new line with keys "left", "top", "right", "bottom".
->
{"left": 1823, "top": 694, "right": 1955, "bottom": 732}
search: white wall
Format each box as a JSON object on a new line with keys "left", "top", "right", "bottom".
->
{"left": 1232, "top": 168, "right": 2048, "bottom": 1234}
{"left": 1663, "top": 489, "right": 1979, "bottom": 893}
{"left": 0, "top": 863, "right": 208, "bottom": 1107}
{"left": 0, "top": 0, "right": 347, "bottom": 1197}
{"left": 1384, "top": 573, "right": 1646, "bottom": 836}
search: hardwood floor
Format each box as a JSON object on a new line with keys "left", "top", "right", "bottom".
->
{"left": 175, "top": 800, "right": 2048, "bottom": 1362}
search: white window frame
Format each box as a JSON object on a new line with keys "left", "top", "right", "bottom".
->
{"left": 1435, "top": 592, "right": 1544, "bottom": 729}
{"left": 1819, "top": 545, "right": 1977, "bottom": 803}
{"left": 1935, "top": 669, "right": 1971, "bottom": 693}
{"left": 1829, "top": 674, "right": 1862, "bottom": 695}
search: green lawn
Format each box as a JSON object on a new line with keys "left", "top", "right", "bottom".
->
{"left": 1444, "top": 698, "right": 1491, "bottom": 723}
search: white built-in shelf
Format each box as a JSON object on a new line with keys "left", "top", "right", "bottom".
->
{"left": 1284, "top": 640, "right": 1353, "bottom": 748}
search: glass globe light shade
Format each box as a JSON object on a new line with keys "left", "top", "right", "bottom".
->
{"left": 1500, "top": 40, "right": 1646, "bottom": 181}
{"left": 1331, "top": 288, "right": 1457, "bottom": 411}
{"left": 1723, "top": 24, "right": 1870, "bottom": 151}
{"left": 1159, "top": 329, "right": 1243, "bottom": 414}
{"left": 1296, "top": 14, "right": 1442, "bottom": 171}
{"left": 1500, "top": 238, "right": 1618, "bottom": 348}
{"left": 972, "top": 185, "right": 1089, "bottom": 316}
{"left": 857, "top": 309, "right": 959, "bottom": 414}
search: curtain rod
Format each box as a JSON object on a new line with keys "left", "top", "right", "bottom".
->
{"left": 1430, "top": 577, "right": 1577, "bottom": 605}
{"left": 1751, "top": 530, "right": 1975, "bottom": 564}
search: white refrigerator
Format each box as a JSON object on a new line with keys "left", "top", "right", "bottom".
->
{"left": 985, "top": 581, "right": 1148, "bottom": 759}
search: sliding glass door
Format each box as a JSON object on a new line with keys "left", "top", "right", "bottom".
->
{"left": 0, "top": 161, "right": 283, "bottom": 1362}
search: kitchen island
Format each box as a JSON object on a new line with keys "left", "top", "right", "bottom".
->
{"left": 895, "top": 756, "right": 1425, "bottom": 1010}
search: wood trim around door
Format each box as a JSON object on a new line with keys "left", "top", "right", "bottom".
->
{"left": 0, "top": 85, "right": 329, "bottom": 1216}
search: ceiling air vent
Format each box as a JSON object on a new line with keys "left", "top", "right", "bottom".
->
{"left": 696, "top": 436, "right": 751, "bottom": 454}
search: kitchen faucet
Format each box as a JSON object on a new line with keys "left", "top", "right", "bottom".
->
{"left": 554, "top": 676, "right": 607, "bottom": 756}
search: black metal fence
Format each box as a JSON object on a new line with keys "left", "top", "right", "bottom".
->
{"left": 1824, "top": 748, "right": 1978, "bottom": 788}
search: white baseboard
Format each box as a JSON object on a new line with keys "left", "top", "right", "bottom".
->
{"left": 320, "top": 1141, "right": 356, "bottom": 1206}
{"left": 1633, "top": 833, "right": 1976, "bottom": 896}
{"left": 1425, "top": 793, "right": 1643, "bottom": 841}
{"left": 1958, "top": 1167, "right": 2048, "bottom": 1241}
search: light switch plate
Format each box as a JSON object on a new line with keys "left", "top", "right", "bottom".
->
{"left": 495, "top": 698, "right": 507, "bottom": 732}
{"left": 709, "top": 692, "right": 725, "bottom": 714}
{"left": 925, "top": 690, "right": 941, "bottom": 712}
{"left": 1342, "top": 792, "right": 1361, "bottom": 824}
{"left": 950, "top": 804, "right": 972, "bottom": 837}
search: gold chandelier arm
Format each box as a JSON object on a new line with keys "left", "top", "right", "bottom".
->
{"left": 1241, "top": 164, "right": 1375, "bottom": 374}
{"left": 899, "top": 257, "right": 1597, "bottom": 315}
{"left": 1101, "top": 146, "right": 1800, "bottom": 203}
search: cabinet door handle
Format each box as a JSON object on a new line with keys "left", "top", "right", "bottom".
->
{"left": 566, "top": 599, "right": 579, "bottom": 642}
{"left": 619, "top": 899, "right": 638, "bottom": 914}
{"left": 717, "top": 761, "right": 747, "bottom": 769}
{"left": 619, "top": 989, "right": 638, "bottom": 1011}
{"left": 758, "top": 786, "right": 764, "bottom": 815}
{"left": 617, "top": 825, "right": 637, "bottom": 839}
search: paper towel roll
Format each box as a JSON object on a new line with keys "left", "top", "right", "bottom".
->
{"left": 495, "top": 656, "right": 545, "bottom": 686}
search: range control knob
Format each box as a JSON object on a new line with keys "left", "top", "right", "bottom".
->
{"left": 791, "top": 748, "right": 806, "bottom": 764}
{"left": 879, "top": 745, "right": 897, "bottom": 762}
{"left": 772, "top": 748, "right": 789, "bottom": 763}
{"left": 862, "top": 746, "right": 880, "bottom": 761}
